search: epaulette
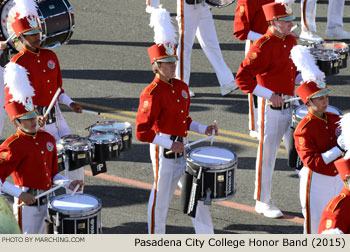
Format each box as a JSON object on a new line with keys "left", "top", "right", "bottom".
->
{"left": 253, "top": 35, "right": 270, "bottom": 49}
{"left": 1, "top": 133, "right": 20, "bottom": 147}
{"left": 10, "top": 52, "right": 24, "bottom": 63}
{"left": 295, "top": 115, "right": 311, "bottom": 133}
{"left": 325, "top": 193, "right": 347, "bottom": 213}
{"left": 142, "top": 82, "right": 158, "bottom": 95}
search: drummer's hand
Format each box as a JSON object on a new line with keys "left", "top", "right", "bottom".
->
{"left": 37, "top": 115, "right": 46, "bottom": 127}
{"left": 69, "top": 180, "right": 84, "bottom": 191}
{"left": 70, "top": 102, "right": 83, "bottom": 113}
{"left": 170, "top": 141, "right": 185, "bottom": 153}
{"left": 269, "top": 93, "right": 284, "bottom": 107}
{"left": 0, "top": 41, "right": 7, "bottom": 50}
{"left": 19, "top": 192, "right": 36, "bottom": 205}
{"left": 205, "top": 124, "right": 218, "bottom": 136}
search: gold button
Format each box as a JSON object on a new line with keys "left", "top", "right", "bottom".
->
{"left": 283, "top": 45, "right": 286, "bottom": 48}
{"left": 37, "top": 60, "right": 40, "bottom": 63}
{"left": 43, "top": 69, "right": 46, "bottom": 72}
{"left": 334, "top": 170, "right": 337, "bottom": 174}
{"left": 49, "top": 91, "right": 52, "bottom": 94}
{"left": 325, "top": 126, "right": 328, "bottom": 129}
{"left": 47, "top": 184, "right": 49, "bottom": 187}
{"left": 183, "top": 121, "right": 186, "bottom": 124}
{"left": 185, "top": 131, "right": 187, "bottom": 134}
{"left": 35, "top": 142, "right": 38, "bottom": 145}
{"left": 177, "top": 99, "right": 180, "bottom": 102}
{"left": 44, "top": 162, "right": 46, "bottom": 165}
{"left": 46, "top": 173, "right": 48, "bottom": 176}
{"left": 41, "top": 151, "right": 44, "bottom": 154}
{"left": 172, "top": 90, "right": 175, "bottom": 93}
{"left": 47, "top": 80, "right": 50, "bottom": 83}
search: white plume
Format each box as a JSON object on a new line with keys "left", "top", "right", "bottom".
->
{"left": 147, "top": 5, "right": 177, "bottom": 45}
{"left": 275, "top": 0, "right": 295, "bottom": 4}
{"left": 14, "top": 0, "right": 38, "bottom": 19}
{"left": 338, "top": 113, "right": 350, "bottom": 159}
{"left": 4, "top": 62, "right": 34, "bottom": 105}
{"left": 291, "top": 45, "right": 325, "bottom": 82}
{"left": 321, "top": 228, "right": 344, "bottom": 234}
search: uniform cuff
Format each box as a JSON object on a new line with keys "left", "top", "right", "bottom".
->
{"left": 58, "top": 93, "right": 74, "bottom": 107}
{"left": 247, "top": 31, "right": 263, "bottom": 42}
{"left": 322, "top": 146, "right": 343, "bottom": 165}
{"left": 152, "top": 135, "right": 173, "bottom": 150}
{"left": 0, "top": 181, "right": 23, "bottom": 198}
{"left": 190, "top": 121, "right": 207, "bottom": 135}
{"left": 252, "top": 84, "right": 273, "bottom": 100}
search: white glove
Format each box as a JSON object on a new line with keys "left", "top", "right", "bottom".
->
{"left": 337, "top": 134, "right": 346, "bottom": 152}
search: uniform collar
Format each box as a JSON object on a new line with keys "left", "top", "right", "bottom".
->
{"left": 22, "top": 46, "right": 41, "bottom": 56}
{"left": 17, "top": 128, "right": 38, "bottom": 139}
{"left": 154, "top": 74, "right": 174, "bottom": 87}
{"left": 308, "top": 109, "right": 328, "bottom": 122}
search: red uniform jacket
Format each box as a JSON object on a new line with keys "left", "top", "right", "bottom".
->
{"left": 11, "top": 47, "right": 64, "bottom": 107}
{"left": 0, "top": 129, "right": 58, "bottom": 191}
{"left": 235, "top": 29, "right": 297, "bottom": 96}
{"left": 233, "top": 0, "right": 273, "bottom": 41}
{"left": 294, "top": 111, "right": 341, "bottom": 176}
{"left": 136, "top": 75, "right": 192, "bottom": 143}
{"left": 318, "top": 187, "right": 350, "bottom": 234}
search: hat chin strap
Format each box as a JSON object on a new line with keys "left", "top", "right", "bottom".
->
{"left": 273, "top": 19, "right": 283, "bottom": 35}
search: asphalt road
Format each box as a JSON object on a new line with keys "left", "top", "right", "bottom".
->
{"left": 1, "top": 0, "right": 350, "bottom": 234}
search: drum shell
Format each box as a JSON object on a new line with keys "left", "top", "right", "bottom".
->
{"left": 66, "top": 149, "right": 92, "bottom": 170}
{"left": 47, "top": 194, "right": 102, "bottom": 234}
{"left": 91, "top": 140, "right": 121, "bottom": 162}
{"left": 57, "top": 152, "right": 65, "bottom": 172}
{"left": 119, "top": 131, "right": 132, "bottom": 151}
{"left": 186, "top": 146, "right": 238, "bottom": 202}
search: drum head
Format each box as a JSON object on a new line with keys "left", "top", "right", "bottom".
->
{"left": 50, "top": 194, "right": 101, "bottom": 216}
{"left": 89, "top": 133, "right": 119, "bottom": 143}
{"left": 187, "top": 146, "right": 237, "bottom": 169}
{"left": 91, "top": 121, "right": 131, "bottom": 132}
{"left": 60, "top": 134, "right": 80, "bottom": 144}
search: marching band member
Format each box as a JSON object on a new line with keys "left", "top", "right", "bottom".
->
{"left": 292, "top": 45, "right": 344, "bottom": 234}
{"left": 0, "top": 62, "right": 83, "bottom": 234}
{"left": 146, "top": 0, "right": 237, "bottom": 97}
{"left": 233, "top": 0, "right": 274, "bottom": 139}
{"left": 0, "top": 41, "right": 9, "bottom": 137}
{"left": 8, "top": 0, "right": 84, "bottom": 193}
{"left": 318, "top": 157, "right": 350, "bottom": 234}
{"left": 136, "top": 6, "right": 217, "bottom": 234}
{"left": 318, "top": 116, "right": 350, "bottom": 234}
{"left": 235, "top": 0, "right": 296, "bottom": 218}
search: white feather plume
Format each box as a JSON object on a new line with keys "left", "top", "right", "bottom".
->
{"left": 147, "top": 5, "right": 177, "bottom": 46}
{"left": 291, "top": 45, "right": 325, "bottom": 82}
{"left": 338, "top": 113, "right": 350, "bottom": 159}
{"left": 275, "top": 0, "right": 295, "bottom": 5}
{"left": 14, "top": 0, "right": 38, "bottom": 19}
{"left": 4, "top": 62, "right": 34, "bottom": 105}
{"left": 321, "top": 228, "right": 344, "bottom": 234}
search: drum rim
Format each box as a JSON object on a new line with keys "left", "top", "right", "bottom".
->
{"left": 49, "top": 193, "right": 102, "bottom": 216}
{"left": 66, "top": 138, "right": 93, "bottom": 151}
{"left": 89, "top": 133, "right": 121, "bottom": 144}
{"left": 186, "top": 146, "right": 238, "bottom": 169}
{"left": 294, "top": 104, "right": 342, "bottom": 119}
{"left": 90, "top": 121, "right": 132, "bottom": 133}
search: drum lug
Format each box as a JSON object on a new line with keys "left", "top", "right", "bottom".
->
{"left": 203, "top": 188, "right": 212, "bottom": 205}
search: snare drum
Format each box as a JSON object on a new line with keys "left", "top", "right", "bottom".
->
{"left": 90, "top": 121, "right": 132, "bottom": 151}
{"left": 47, "top": 194, "right": 102, "bottom": 234}
{"left": 89, "top": 132, "right": 122, "bottom": 162}
{"left": 56, "top": 142, "right": 65, "bottom": 172}
{"left": 65, "top": 137, "right": 93, "bottom": 170}
{"left": 288, "top": 105, "right": 342, "bottom": 169}
{"left": 186, "top": 146, "right": 237, "bottom": 202}
{"left": 0, "top": 0, "right": 74, "bottom": 51}
{"left": 309, "top": 48, "right": 340, "bottom": 76}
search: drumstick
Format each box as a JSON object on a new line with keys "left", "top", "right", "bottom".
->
{"left": 267, "top": 97, "right": 301, "bottom": 106}
{"left": 210, "top": 120, "right": 217, "bottom": 146}
{"left": 291, "top": 24, "right": 298, "bottom": 33}
{"left": 166, "top": 135, "right": 213, "bottom": 155}
{"left": 70, "top": 184, "right": 80, "bottom": 197}
{"left": 5, "top": 33, "right": 15, "bottom": 43}
{"left": 43, "top": 88, "right": 61, "bottom": 118}
{"left": 82, "top": 109, "right": 100, "bottom": 115}
{"left": 18, "top": 183, "right": 65, "bottom": 207}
